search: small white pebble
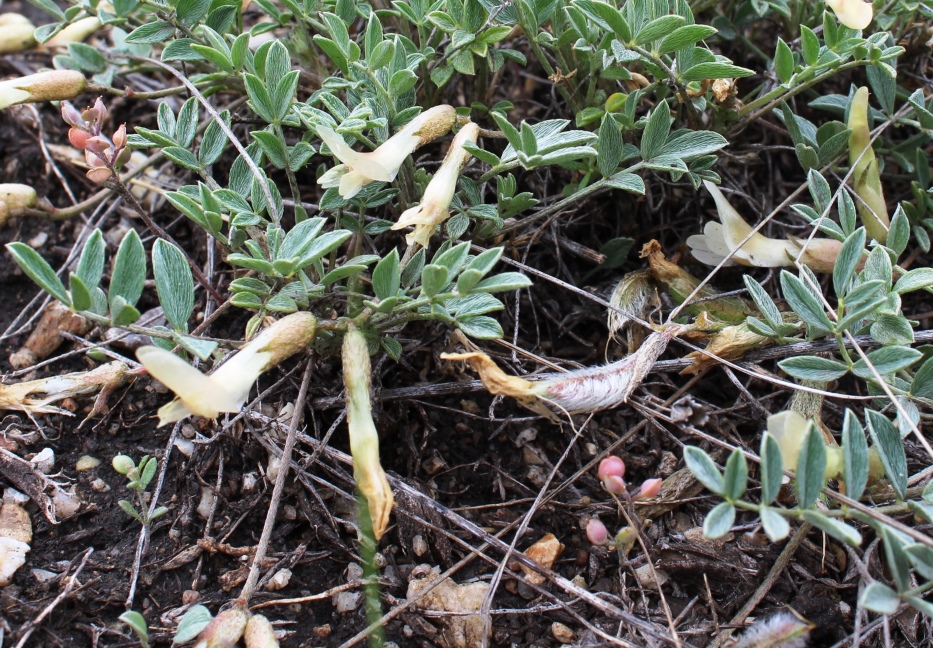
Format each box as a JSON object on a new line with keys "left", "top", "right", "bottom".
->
{"left": 3, "top": 489, "right": 29, "bottom": 505}
{"left": 31, "top": 568, "right": 58, "bottom": 583}
{"left": 75, "top": 456, "right": 100, "bottom": 472}
{"left": 90, "top": 478, "right": 110, "bottom": 493}
{"left": 265, "top": 568, "right": 292, "bottom": 591}
{"left": 346, "top": 563, "right": 363, "bottom": 581}
{"left": 196, "top": 487, "right": 215, "bottom": 520}
{"left": 242, "top": 472, "right": 258, "bottom": 494}
{"left": 173, "top": 438, "right": 194, "bottom": 458}
{"left": 266, "top": 456, "right": 282, "bottom": 483}
{"left": 333, "top": 591, "right": 361, "bottom": 613}
{"left": 30, "top": 448, "right": 55, "bottom": 474}
{"left": 51, "top": 488, "right": 81, "bottom": 519}
{"left": 412, "top": 535, "right": 428, "bottom": 557}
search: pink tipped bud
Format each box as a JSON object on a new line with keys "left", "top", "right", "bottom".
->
{"left": 86, "top": 166, "right": 113, "bottom": 183}
{"left": 61, "top": 101, "right": 85, "bottom": 128}
{"left": 603, "top": 474, "right": 626, "bottom": 494}
{"left": 636, "top": 478, "right": 662, "bottom": 500}
{"left": 93, "top": 96, "right": 107, "bottom": 122}
{"left": 112, "top": 123, "right": 127, "bottom": 148}
{"left": 597, "top": 456, "right": 625, "bottom": 481}
{"left": 68, "top": 127, "right": 91, "bottom": 149}
{"left": 83, "top": 135, "right": 111, "bottom": 155}
{"left": 586, "top": 519, "right": 610, "bottom": 546}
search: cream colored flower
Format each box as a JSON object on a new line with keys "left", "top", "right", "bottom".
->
{"left": 0, "top": 14, "right": 36, "bottom": 54}
{"left": 343, "top": 328, "right": 394, "bottom": 539}
{"left": 137, "top": 312, "right": 317, "bottom": 426}
{"left": 392, "top": 122, "right": 480, "bottom": 247}
{"left": 687, "top": 181, "right": 844, "bottom": 273}
{"left": 848, "top": 87, "right": 888, "bottom": 243}
{"left": 316, "top": 105, "right": 457, "bottom": 199}
{"left": 0, "top": 70, "right": 87, "bottom": 110}
{"left": 824, "top": 0, "right": 873, "bottom": 30}
{"left": 767, "top": 411, "right": 842, "bottom": 478}
{"left": 0, "top": 184, "right": 37, "bottom": 226}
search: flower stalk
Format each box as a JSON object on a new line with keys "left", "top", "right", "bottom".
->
{"left": 136, "top": 312, "right": 317, "bottom": 426}
{"left": 342, "top": 328, "right": 394, "bottom": 540}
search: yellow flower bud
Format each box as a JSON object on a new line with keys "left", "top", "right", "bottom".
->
{"left": 0, "top": 184, "right": 38, "bottom": 226}
{"left": 316, "top": 105, "right": 457, "bottom": 199}
{"left": 0, "top": 14, "right": 37, "bottom": 54}
{"left": 848, "top": 87, "right": 889, "bottom": 243}
{"left": 342, "top": 328, "right": 394, "bottom": 539}
{"left": 0, "top": 70, "right": 87, "bottom": 110}
{"left": 137, "top": 312, "right": 317, "bottom": 426}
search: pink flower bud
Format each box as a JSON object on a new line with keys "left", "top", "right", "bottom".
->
{"left": 68, "top": 127, "right": 91, "bottom": 149}
{"left": 61, "top": 101, "right": 85, "bottom": 128}
{"left": 597, "top": 456, "right": 625, "bottom": 481}
{"left": 586, "top": 519, "right": 609, "bottom": 546}
{"left": 93, "top": 96, "right": 107, "bottom": 122}
{"left": 86, "top": 166, "right": 113, "bottom": 183}
{"left": 636, "top": 478, "right": 662, "bottom": 500}
{"left": 112, "top": 123, "right": 126, "bottom": 148}
{"left": 603, "top": 474, "right": 626, "bottom": 494}
{"left": 83, "top": 135, "right": 111, "bottom": 155}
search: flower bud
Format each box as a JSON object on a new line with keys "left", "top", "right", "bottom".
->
{"left": 597, "top": 456, "right": 625, "bottom": 481}
{"left": 83, "top": 135, "right": 112, "bottom": 156}
{"left": 112, "top": 123, "right": 127, "bottom": 149}
{"left": 343, "top": 328, "right": 394, "bottom": 539}
{"left": 824, "top": 0, "right": 872, "bottom": 30}
{"left": 86, "top": 166, "right": 114, "bottom": 184}
{"left": 612, "top": 526, "right": 638, "bottom": 556}
{"left": 603, "top": 475, "right": 626, "bottom": 495}
{"left": 848, "top": 87, "right": 888, "bottom": 242}
{"left": 61, "top": 102, "right": 86, "bottom": 128}
{"left": 0, "top": 70, "right": 87, "bottom": 110}
{"left": 0, "top": 183, "right": 38, "bottom": 221}
{"left": 585, "top": 519, "right": 609, "bottom": 546}
{"left": 112, "top": 454, "right": 135, "bottom": 474}
{"left": 636, "top": 478, "right": 662, "bottom": 500}
{"left": 0, "top": 14, "right": 37, "bottom": 54}
{"left": 45, "top": 15, "right": 102, "bottom": 47}
{"left": 68, "top": 127, "right": 91, "bottom": 149}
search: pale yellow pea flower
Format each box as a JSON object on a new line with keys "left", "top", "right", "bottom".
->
{"left": 687, "top": 181, "right": 844, "bottom": 273}
{"left": 136, "top": 312, "right": 317, "bottom": 426}
{"left": 392, "top": 122, "right": 480, "bottom": 248}
{"left": 316, "top": 105, "right": 457, "bottom": 199}
{"left": 824, "top": 0, "right": 873, "bottom": 30}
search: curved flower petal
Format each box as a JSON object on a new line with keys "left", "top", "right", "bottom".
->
{"left": 824, "top": 0, "right": 873, "bottom": 30}
{"left": 136, "top": 346, "right": 245, "bottom": 425}
{"left": 392, "top": 122, "right": 480, "bottom": 247}
{"left": 316, "top": 106, "right": 458, "bottom": 199}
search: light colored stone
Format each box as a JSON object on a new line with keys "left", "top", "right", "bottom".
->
{"left": 551, "top": 622, "right": 574, "bottom": 644}
{"left": 75, "top": 455, "right": 100, "bottom": 471}
{"left": 407, "top": 565, "right": 490, "bottom": 648}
